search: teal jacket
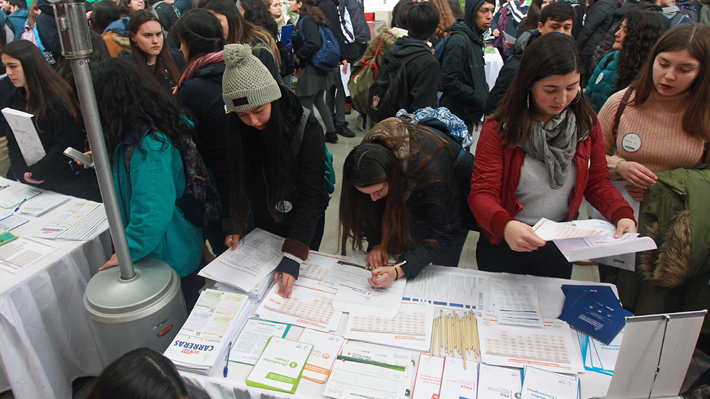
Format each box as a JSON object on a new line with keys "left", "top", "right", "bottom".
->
{"left": 113, "top": 131, "right": 202, "bottom": 278}
{"left": 585, "top": 51, "right": 619, "bottom": 113}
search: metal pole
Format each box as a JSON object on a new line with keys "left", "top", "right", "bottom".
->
{"left": 51, "top": 0, "right": 135, "bottom": 280}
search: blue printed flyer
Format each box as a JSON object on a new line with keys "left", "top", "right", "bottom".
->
{"left": 559, "top": 290, "right": 632, "bottom": 345}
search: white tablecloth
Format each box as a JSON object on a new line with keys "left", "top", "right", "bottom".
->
{"left": 485, "top": 48, "right": 505, "bottom": 90}
{"left": 0, "top": 178, "right": 111, "bottom": 399}
{"left": 180, "top": 269, "right": 614, "bottom": 399}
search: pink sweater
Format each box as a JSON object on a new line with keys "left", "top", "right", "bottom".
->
{"left": 599, "top": 89, "right": 706, "bottom": 180}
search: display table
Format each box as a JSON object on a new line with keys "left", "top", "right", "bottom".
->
{"left": 485, "top": 47, "right": 505, "bottom": 91}
{"left": 180, "top": 269, "right": 614, "bottom": 399}
{"left": 0, "top": 178, "right": 111, "bottom": 399}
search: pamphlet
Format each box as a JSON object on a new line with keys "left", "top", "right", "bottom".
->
{"left": 228, "top": 318, "right": 290, "bottom": 365}
{"left": 520, "top": 366, "right": 580, "bottom": 399}
{"left": 439, "top": 357, "right": 479, "bottom": 398}
{"left": 1, "top": 108, "right": 45, "bottom": 166}
{"left": 577, "top": 330, "right": 621, "bottom": 376}
{"left": 246, "top": 336, "right": 313, "bottom": 394}
{"left": 559, "top": 287, "right": 631, "bottom": 345}
{"left": 412, "top": 354, "right": 444, "bottom": 399}
{"left": 298, "top": 329, "right": 345, "bottom": 383}
{"left": 477, "top": 363, "right": 522, "bottom": 399}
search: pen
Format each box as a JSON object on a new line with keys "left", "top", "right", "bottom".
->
{"left": 223, "top": 341, "right": 232, "bottom": 377}
{"left": 376, "top": 260, "right": 407, "bottom": 278}
{"left": 14, "top": 198, "right": 27, "bottom": 212}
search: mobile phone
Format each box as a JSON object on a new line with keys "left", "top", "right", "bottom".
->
{"left": 63, "top": 147, "right": 94, "bottom": 168}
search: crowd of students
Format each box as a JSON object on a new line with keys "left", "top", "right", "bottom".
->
{"left": 0, "top": 0, "right": 709, "bottom": 393}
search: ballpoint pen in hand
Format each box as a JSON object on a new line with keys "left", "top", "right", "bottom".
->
{"left": 377, "top": 260, "right": 407, "bottom": 278}
{"left": 14, "top": 198, "right": 28, "bottom": 213}
{"left": 223, "top": 341, "right": 232, "bottom": 377}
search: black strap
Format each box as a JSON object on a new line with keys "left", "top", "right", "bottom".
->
{"left": 611, "top": 88, "right": 633, "bottom": 154}
{"left": 291, "top": 107, "right": 311, "bottom": 157}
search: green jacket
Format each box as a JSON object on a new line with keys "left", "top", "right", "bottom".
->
{"left": 113, "top": 131, "right": 203, "bottom": 278}
{"left": 611, "top": 164, "right": 710, "bottom": 332}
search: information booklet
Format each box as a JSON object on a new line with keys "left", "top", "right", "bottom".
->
{"left": 228, "top": 318, "right": 290, "bottom": 365}
{"left": 298, "top": 329, "right": 345, "bottom": 384}
{"left": 246, "top": 336, "right": 313, "bottom": 394}
{"left": 1, "top": 108, "right": 45, "bottom": 166}
{"left": 559, "top": 285, "right": 631, "bottom": 345}
{"left": 520, "top": 366, "right": 580, "bottom": 399}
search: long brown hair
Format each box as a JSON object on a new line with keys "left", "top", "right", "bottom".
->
{"left": 339, "top": 118, "right": 453, "bottom": 256}
{"left": 1, "top": 40, "right": 79, "bottom": 121}
{"left": 430, "top": 0, "right": 455, "bottom": 41}
{"left": 297, "top": 0, "right": 328, "bottom": 26}
{"left": 198, "top": 0, "right": 281, "bottom": 67}
{"left": 128, "top": 10, "right": 182, "bottom": 87}
{"left": 630, "top": 23, "right": 710, "bottom": 141}
{"left": 489, "top": 32, "right": 595, "bottom": 147}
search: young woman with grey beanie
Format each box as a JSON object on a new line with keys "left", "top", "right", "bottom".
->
{"left": 222, "top": 44, "right": 329, "bottom": 298}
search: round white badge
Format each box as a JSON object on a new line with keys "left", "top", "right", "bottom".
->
{"left": 276, "top": 201, "right": 293, "bottom": 213}
{"left": 595, "top": 72, "right": 605, "bottom": 85}
{"left": 621, "top": 133, "right": 642, "bottom": 153}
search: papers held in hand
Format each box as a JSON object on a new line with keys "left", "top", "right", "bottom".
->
{"left": 1, "top": 108, "right": 45, "bottom": 166}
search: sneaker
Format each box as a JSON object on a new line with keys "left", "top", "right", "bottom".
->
{"left": 356, "top": 114, "right": 366, "bottom": 131}
{"left": 344, "top": 103, "right": 352, "bottom": 115}
{"left": 336, "top": 125, "right": 356, "bottom": 138}
{"left": 325, "top": 132, "right": 338, "bottom": 143}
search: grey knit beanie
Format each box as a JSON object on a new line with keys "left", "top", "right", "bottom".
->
{"left": 222, "top": 43, "right": 282, "bottom": 112}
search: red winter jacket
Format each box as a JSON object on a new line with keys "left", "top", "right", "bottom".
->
{"left": 469, "top": 119, "right": 635, "bottom": 244}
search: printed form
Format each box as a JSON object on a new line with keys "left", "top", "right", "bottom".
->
{"left": 344, "top": 301, "right": 434, "bottom": 351}
{"left": 402, "top": 265, "right": 487, "bottom": 310}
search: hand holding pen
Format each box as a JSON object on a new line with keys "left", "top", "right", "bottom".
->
{"left": 367, "top": 260, "right": 406, "bottom": 289}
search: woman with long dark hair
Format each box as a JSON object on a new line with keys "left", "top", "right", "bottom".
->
{"left": 470, "top": 32, "right": 636, "bottom": 278}
{"left": 198, "top": 0, "right": 281, "bottom": 81}
{"left": 289, "top": 0, "right": 338, "bottom": 143}
{"left": 240, "top": 0, "right": 280, "bottom": 39}
{"left": 92, "top": 58, "right": 204, "bottom": 309}
{"left": 340, "top": 118, "right": 476, "bottom": 288}
{"left": 517, "top": 0, "right": 554, "bottom": 33}
{"left": 119, "top": 9, "right": 185, "bottom": 93}
{"left": 599, "top": 24, "right": 710, "bottom": 331}
{"left": 0, "top": 41, "right": 100, "bottom": 201}
{"left": 222, "top": 44, "right": 329, "bottom": 298}
{"left": 584, "top": 9, "right": 665, "bottom": 112}
{"left": 172, "top": 9, "right": 230, "bottom": 255}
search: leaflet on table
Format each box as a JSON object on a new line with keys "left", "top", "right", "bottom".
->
{"left": 19, "top": 192, "right": 70, "bottom": 217}
{"left": 324, "top": 341, "right": 413, "bottom": 399}
{"left": 561, "top": 285, "right": 619, "bottom": 313}
{"left": 0, "top": 209, "right": 28, "bottom": 231}
{"left": 1, "top": 108, "right": 45, "bottom": 166}
{"left": 33, "top": 202, "right": 107, "bottom": 240}
{"left": 490, "top": 278, "right": 544, "bottom": 327}
{"left": 198, "top": 228, "right": 284, "bottom": 293}
{"left": 559, "top": 289, "right": 631, "bottom": 345}
{"left": 477, "top": 314, "right": 583, "bottom": 374}
{"left": 325, "top": 261, "right": 405, "bottom": 318}
{"left": 212, "top": 272, "right": 275, "bottom": 302}
{"left": 297, "top": 329, "right": 345, "bottom": 383}
{"left": 228, "top": 318, "right": 290, "bottom": 365}
{"left": 164, "top": 289, "right": 252, "bottom": 374}
{"left": 344, "top": 301, "right": 434, "bottom": 351}
{"left": 256, "top": 276, "right": 341, "bottom": 332}
{"left": 246, "top": 336, "right": 313, "bottom": 394}
{"left": 477, "top": 363, "right": 522, "bottom": 399}
{"left": 439, "top": 357, "right": 479, "bottom": 398}
{"left": 299, "top": 251, "right": 347, "bottom": 281}
{"left": 0, "top": 188, "right": 42, "bottom": 209}
{"left": 520, "top": 366, "right": 580, "bottom": 399}
{"left": 577, "top": 330, "right": 621, "bottom": 376}
{"left": 412, "top": 354, "right": 444, "bottom": 399}
{"left": 402, "top": 265, "right": 486, "bottom": 310}
{"left": 0, "top": 236, "right": 58, "bottom": 274}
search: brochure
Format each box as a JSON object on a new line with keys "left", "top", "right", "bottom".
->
{"left": 246, "top": 336, "right": 313, "bottom": 394}
{"left": 228, "top": 318, "right": 290, "bottom": 365}
{"left": 298, "top": 329, "right": 345, "bottom": 384}
{"left": 520, "top": 366, "right": 580, "bottom": 399}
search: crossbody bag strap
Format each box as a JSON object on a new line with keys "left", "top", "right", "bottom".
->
{"left": 611, "top": 87, "right": 633, "bottom": 155}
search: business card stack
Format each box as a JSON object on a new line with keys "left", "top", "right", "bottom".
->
{"left": 164, "top": 289, "right": 253, "bottom": 375}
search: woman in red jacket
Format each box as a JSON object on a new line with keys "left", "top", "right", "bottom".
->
{"left": 469, "top": 32, "right": 636, "bottom": 278}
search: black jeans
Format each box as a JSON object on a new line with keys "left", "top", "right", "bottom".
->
{"left": 476, "top": 233, "right": 572, "bottom": 278}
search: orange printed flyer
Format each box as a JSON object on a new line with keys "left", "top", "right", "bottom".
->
{"left": 298, "top": 329, "right": 346, "bottom": 383}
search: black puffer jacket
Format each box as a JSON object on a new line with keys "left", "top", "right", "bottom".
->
{"left": 35, "top": 0, "right": 61, "bottom": 63}
{"left": 576, "top": 0, "right": 621, "bottom": 80}
{"left": 485, "top": 28, "right": 540, "bottom": 115}
{"left": 385, "top": 36, "right": 440, "bottom": 112}
{"left": 316, "top": 0, "right": 347, "bottom": 61}
{"left": 439, "top": 20, "right": 489, "bottom": 125}
{"left": 239, "top": 85, "right": 329, "bottom": 250}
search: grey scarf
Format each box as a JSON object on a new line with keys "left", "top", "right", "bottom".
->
{"left": 521, "top": 110, "right": 588, "bottom": 189}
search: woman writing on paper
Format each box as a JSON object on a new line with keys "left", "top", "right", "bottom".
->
{"left": 469, "top": 33, "right": 636, "bottom": 279}
{"left": 0, "top": 40, "right": 101, "bottom": 202}
{"left": 339, "top": 118, "right": 476, "bottom": 289}
{"left": 222, "top": 44, "right": 329, "bottom": 299}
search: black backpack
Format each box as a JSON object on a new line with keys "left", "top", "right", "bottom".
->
{"left": 368, "top": 51, "right": 426, "bottom": 124}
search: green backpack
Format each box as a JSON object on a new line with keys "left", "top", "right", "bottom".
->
{"left": 292, "top": 107, "right": 336, "bottom": 194}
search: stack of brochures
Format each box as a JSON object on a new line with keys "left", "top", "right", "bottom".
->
{"left": 558, "top": 285, "right": 631, "bottom": 345}
{"left": 213, "top": 272, "right": 275, "bottom": 302}
{"left": 199, "top": 229, "right": 284, "bottom": 302}
{"left": 164, "top": 289, "right": 253, "bottom": 375}
{"left": 520, "top": 366, "right": 580, "bottom": 399}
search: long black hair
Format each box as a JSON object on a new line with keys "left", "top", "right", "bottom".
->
{"left": 227, "top": 87, "right": 296, "bottom": 235}
{"left": 91, "top": 58, "right": 190, "bottom": 159}
{"left": 171, "top": 8, "right": 226, "bottom": 62}
{"left": 86, "top": 348, "right": 189, "bottom": 399}
{"left": 128, "top": 9, "right": 182, "bottom": 87}
{"left": 89, "top": 0, "right": 121, "bottom": 34}
{"left": 240, "top": 0, "right": 279, "bottom": 39}
{"left": 615, "top": 9, "right": 666, "bottom": 91}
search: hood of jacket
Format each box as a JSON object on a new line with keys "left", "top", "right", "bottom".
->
{"left": 614, "top": 0, "right": 661, "bottom": 17}
{"left": 509, "top": 28, "right": 540, "bottom": 57}
{"left": 464, "top": 0, "right": 486, "bottom": 30}
{"left": 450, "top": 20, "right": 483, "bottom": 46}
{"left": 104, "top": 17, "right": 130, "bottom": 37}
{"left": 388, "top": 36, "right": 433, "bottom": 57}
{"left": 8, "top": 8, "right": 29, "bottom": 20}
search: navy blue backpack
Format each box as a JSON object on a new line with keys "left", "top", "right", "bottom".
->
{"left": 297, "top": 17, "right": 340, "bottom": 72}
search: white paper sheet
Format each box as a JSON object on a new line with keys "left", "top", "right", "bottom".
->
{"left": 19, "top": 192, "right": 70, "bottom": 217}
{"left": 439, "top": 357, "right": 479, "bottom": 399}
{"left": 300, "top": 251, "right": 346, "bottom": 281}
{"left": 1, "top": 108, "right": 45, "bottom": 166}
{"left": 577, "top": 330, "right": 621, "bottom": 376}
{"left": 490, "top": 278, "right": 544, "bottom": 328}
{"left": 552, "top": 219, "right": 656, "bottom": 263}
{"left": 198, "top": 229, "right": 283, "bottom": 292}
{"left": 477, "top": 363, "right": 522, "bottom": 399}
{"left": 520, "top": 366, "right": 580, "bottom": 399}
{"left": 477, "top": 314, "right": 583, "bottom": 374}
{"left": 298, "top": 329, "right": 345, "bottom": 384}
{"left": 402, "top": 265, "right": 486, "bottom": 310}
{"left": 0, "top": 210, "right": 29, "bottom": 231}
{"left": 246, "top": 337, "right": 313, "bottom": 393}
{"left": 326, "top": 262, "right": 405, "bottom": 318}
{"left": 0, "top": 188, "right": 42, "bottom": 209}
{"left": 256, "top": 277, "right": 341, "bottom": 332}
{"left": 532, "top": 218, "right": 606, "bottom": 241}
{"left": 412, "top": 354, "right": 444, "bottom": 399}
{"left": 33, "top": 202, "right": 106, "bottom": 240}
{"left": 0, "top": 236, "right": 58, "bottom": 274}
{"left": 344, "top": 301, "right": 434, "bottom": 351}
{"left": 228, "top": 318, "right": 289, "bottom": 365}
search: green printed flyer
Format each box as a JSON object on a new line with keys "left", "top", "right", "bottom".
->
{"left": 246, "top": 336, "right": 313, "bottom": 394}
